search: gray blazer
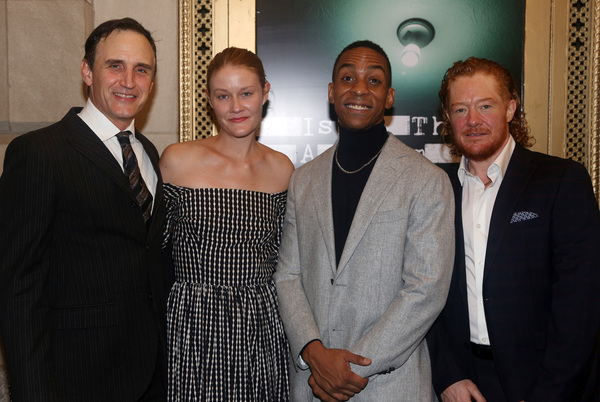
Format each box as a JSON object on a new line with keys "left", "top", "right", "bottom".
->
{"left": 275, "top": 135, "right": 455, "bottom": 401}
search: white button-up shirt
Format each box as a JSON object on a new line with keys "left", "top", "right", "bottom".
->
{"left": 458, "top": 135, "right": 515, "bottom": 345}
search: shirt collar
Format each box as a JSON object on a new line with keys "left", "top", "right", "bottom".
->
{"left": 77, "top": 98, "right": 136, "bottom": 141}
{"left": 458, "top": 135, "right": 515, "bottom": 186}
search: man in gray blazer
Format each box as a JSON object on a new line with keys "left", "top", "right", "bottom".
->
{"left": 275, "top": 40, "right": 455, "bottom": 401}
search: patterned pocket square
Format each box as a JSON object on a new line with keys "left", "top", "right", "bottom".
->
{"left": 510, "top": 211, "right": 539, "bottom": 223}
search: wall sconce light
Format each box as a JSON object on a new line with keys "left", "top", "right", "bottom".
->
{"left": 397, "top": 18, "right": 435, "bottom": 67}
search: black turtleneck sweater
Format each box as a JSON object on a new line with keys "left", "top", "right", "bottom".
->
{"left": 332, "top": 121, "right": 389, "bottom": 265}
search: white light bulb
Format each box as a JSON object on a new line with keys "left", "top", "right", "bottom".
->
{"left": 401, "top": 44, "right": 420, "bottom": 67}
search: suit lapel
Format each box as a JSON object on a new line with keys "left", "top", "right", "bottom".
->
{"left": 63, "top": 109, "right": 135, "bottom": 201}
{"left": 63, "top": 109, "right": 163, "bottom": 236}
{"left": 147, "top": 174, "right": 164, "bottom": 239}
{"left": 484, "top": 145, "right": 535, "bottom": 282}
{"left": 137, "top": 130, "right": 165, "bottom": 239}
{"left": 337, "top": 136, "right": 408, "bottom": 276}
{"left": 449, "top": 167, "right": 469, "bottom": 309}
{"left": 309, "top": 145, "right": 338, "bottom": 275}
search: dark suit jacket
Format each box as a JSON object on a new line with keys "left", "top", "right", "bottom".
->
{"left": 0, "top": 108, "right": 168, "bottom": 402}
{"left": 428, "top": 144, "right": 600, "bottom": 401}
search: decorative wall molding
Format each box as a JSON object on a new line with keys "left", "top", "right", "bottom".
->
{"left": 179, "top": 0, "right": 255, "bottom": 142}
{"left": 179, "top": 0, "right": 213, "bottom": 142}
{"left": 590, "top": 0, "right": 599, "bottom": 199}
{"left": 563, "top": 0, "right": 599, "bottom": 199}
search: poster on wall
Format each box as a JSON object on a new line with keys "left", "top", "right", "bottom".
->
{"left": 256, "top": 0, "right": 525, "bottom": 167}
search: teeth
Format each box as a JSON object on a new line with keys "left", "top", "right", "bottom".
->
{"left": 115, "top": 93, "right": 135, "bottom": 98}
{"left": 347, "top": 104, "right": 370, "bottom": 110}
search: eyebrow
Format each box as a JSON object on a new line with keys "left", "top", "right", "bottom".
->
{"left": 136, "top": 62, "right": 154, "bottom": 72}
{"left": 450, "top": 97, "right": 496, "bottom": 107}
{"left": 104, "top": 58, "right": 124, "bottom": 66}
{"left": 212, "top": 85, "right": 256, "bottom": 93}
{"left": 104, "top": 58, "right": 154, "bottom": 71}
{"left": 337, "top": 63, "right": 386, "bottom": 75}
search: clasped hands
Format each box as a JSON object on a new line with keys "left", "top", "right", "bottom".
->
{"left": 302, "top": 340, "right": 371, "bottom": 401}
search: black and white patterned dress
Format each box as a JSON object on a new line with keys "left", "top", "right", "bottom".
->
{"left": 163, "top": 184, "right": 290, "bottom": 401}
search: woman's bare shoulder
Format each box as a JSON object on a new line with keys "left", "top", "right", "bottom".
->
{"left": 259, "top": 144, "right": 295, "bottom": 189}
{"left": 160, "top": 139, "right": 214, "bottom": 182}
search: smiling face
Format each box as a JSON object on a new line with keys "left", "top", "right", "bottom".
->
{"left": 208, "top": 64, "right": 269, "bottom": 139}
{"left": 446, "top": 72, "right": 516, "bottom": 164}
{"left": 328, "top": 47, "right": 395, "bottom": 131}
{"left": 81, "top": 30, "right": 155, "bottom": 130}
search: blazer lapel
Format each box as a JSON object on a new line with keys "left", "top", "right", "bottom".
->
{"left": 484, "top": 145, "right": 534, "bottom": 282}
{"left": 147, "top": 177, "right": 164, "bottom": 238}
{"left": 137, "top": 131, "right": 165, "bottom": 239}
{"left": 337, "top": 136, "right": 408, "bottom": 276}
{"left": 63, "top": 110, "right": 135, "bottom": 200}
{"left": 449, "top": 167, "right": 469, "bottom": 309}
{"left": 310, "top": 144, "right": 338, "bottom": 276}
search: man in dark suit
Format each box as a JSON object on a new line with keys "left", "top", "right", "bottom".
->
{"left": 427, "top": 57, "right": 600, "bottom": 402}
{"left": 0, "top": 18, "right": 167, "bottom": 401}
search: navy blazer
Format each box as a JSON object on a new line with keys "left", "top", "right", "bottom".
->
{"left": 428, "top": 144, "right": 600, "bottom": 401}
{"left": 0, "top": 108, "right": 168, "bottom": 402}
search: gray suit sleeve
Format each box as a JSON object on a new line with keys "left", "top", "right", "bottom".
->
{"left": 275, "top": 171, "right": 323, "bottom": 364}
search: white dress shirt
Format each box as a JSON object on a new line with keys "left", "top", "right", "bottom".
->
{"left": 458, "top": 136, "right": 515, "bottom": 345}
{"left": 78, "top": 99, "right": 158, "bottom": 208}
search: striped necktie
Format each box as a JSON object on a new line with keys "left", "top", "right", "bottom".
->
{"left": 116, "top": 131, "right": 153, "bottom": 224}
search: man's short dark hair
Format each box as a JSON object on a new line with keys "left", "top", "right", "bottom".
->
{"left": 332, "top": 40, "right": 392, "bottom": 85}
{"left": 84, "top": 17, "right": 157, "bottom": 78}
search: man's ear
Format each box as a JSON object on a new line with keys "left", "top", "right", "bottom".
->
{"left": 328, "top": 82, "right": 334, "bottom": 104}
{"left": 81, "top": 59, "right": 93, "bottom": 87}
{"left": 385, "top": 87, "right": 395, "bottom": 109}
{"left": 506, "top": 99, "right": 517, "bottom": 122}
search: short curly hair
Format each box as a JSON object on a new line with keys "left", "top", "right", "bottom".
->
{"left": 439, "top": 57, "right": 534, "bottom": 155}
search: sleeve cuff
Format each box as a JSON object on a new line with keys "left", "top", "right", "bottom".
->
{"left": 297, "top": 339, "right": 320, "bottom": 370}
